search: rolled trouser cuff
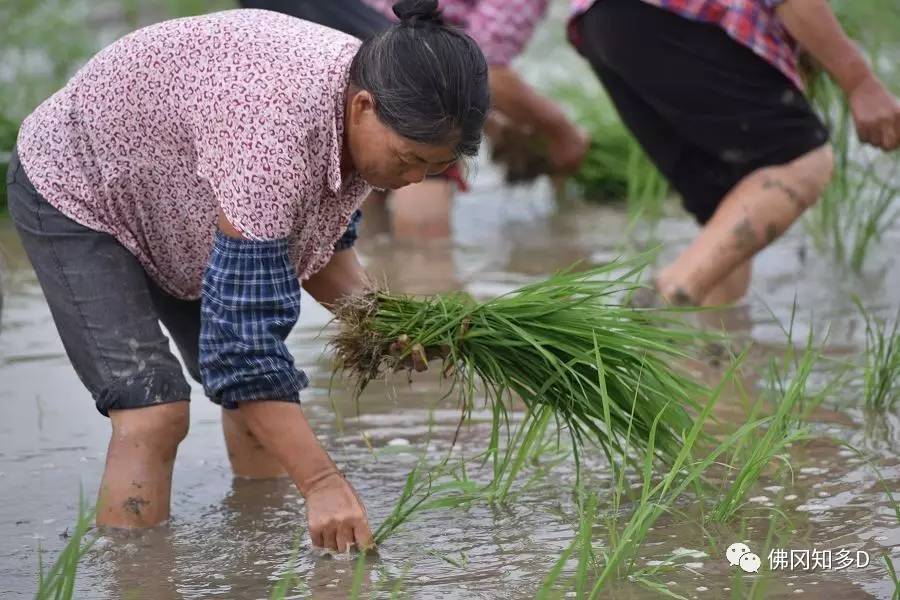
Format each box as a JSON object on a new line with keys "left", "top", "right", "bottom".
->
{"left": 94, "top": 369, "right": 191, "bottom": 416}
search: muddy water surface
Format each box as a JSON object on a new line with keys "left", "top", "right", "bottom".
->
{"left": 1, "top": 175, "right": 899, "bottom": 598}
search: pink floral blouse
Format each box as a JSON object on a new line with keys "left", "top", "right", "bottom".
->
{"left": 17, "top": 10, "right": 370, "bottom": 300}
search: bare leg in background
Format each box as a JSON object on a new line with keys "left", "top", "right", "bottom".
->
{"left": 657, "top": 144, "right": 834, "bottom": 306}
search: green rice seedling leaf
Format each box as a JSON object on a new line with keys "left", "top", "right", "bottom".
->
{"left": 853, "top": 299, "right": 900, "bottom": 410}
{"left": 373, "top": 457, "right": 486, "bottom": 544}
{"left": 575, "top": 494, "right": 599, "bottom": 598}
{"left": 35, "top": 490, "right": 96, "bottom": 600}
{"left": 349, "top": 550, "right": 368, "bottom": 599}
{"left": 632, "top": 574, "right": 690, "bottom": 600}
{"left": 269, "top": 535, "right": 302, "bottom": 600}
{"left": 426, "top": 550, "right": 468, "bottom": 569}
{"left": 884, "top": 554, "right": 899, "bottom": 600}
{"left": 496, "top": 405, "right": 553, "bottom": 502}
{"left": 535, "top": 536, "right": 578, "bottom": 599}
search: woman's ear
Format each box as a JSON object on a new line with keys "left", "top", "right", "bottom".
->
{"left": 350, "top": 90, "right": 375, "bottom": 124}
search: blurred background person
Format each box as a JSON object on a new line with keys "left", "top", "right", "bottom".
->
{"left": 568, "top": 0, "right": 900, "bottom": 307}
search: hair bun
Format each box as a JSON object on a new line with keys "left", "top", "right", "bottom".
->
{"left": 392, "top": 0, "right": 444, "bottom": 27}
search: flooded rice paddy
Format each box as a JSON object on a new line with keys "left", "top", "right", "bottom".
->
{"left": 1, "top": 168, "right": 899, "bottom": 598}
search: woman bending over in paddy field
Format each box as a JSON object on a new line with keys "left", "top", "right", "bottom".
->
{"left": 6, "top": 0, "right": 488, "bottom": 553}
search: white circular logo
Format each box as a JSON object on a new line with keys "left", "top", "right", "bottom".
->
{"left": 739, "top": 552, "right": 761, "bottom": 573}
{"left": 726, "top": 542, "right": 752, "bottom": 567}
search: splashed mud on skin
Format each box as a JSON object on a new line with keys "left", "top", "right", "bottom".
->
{"left": 762, "top": 175, "right": 805, "bottom": 211}
{"left": 670, "top": 287, "right": 696, "bottom": 307}
{"left": 732, "top": 217, "right": 758, "bottom": 251}
{"left": 123, "top": 497, "right": 149, "bottom": 516}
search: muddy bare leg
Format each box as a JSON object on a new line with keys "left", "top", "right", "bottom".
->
{"left": 97, "top": 401, "right": 189, "bottom": 528}
{"left": 701, "top": 260, "right": 752, "bottom": 306}
{"left": 222, "top": 407, "right": 288, "bottom": 479}
{"left": 657, "top": 144, "right": 834, "bottom": 306}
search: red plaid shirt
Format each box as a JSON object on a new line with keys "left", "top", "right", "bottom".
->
{"left": 361, "top": 0, "right": 549, "bottom": 66}
{"left": 569, "top": 0, "right": 802, "bottom": 89}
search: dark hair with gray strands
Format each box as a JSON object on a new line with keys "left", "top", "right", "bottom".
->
{"left": 349, "top": 0, "right": 490, "bottom": 158}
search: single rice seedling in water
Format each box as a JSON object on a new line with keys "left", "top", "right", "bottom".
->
{"left": 35, "top": 493, "right": 96, "bottom": 600}
{"left": 331, "top": 254, "right": 710, "bottom": 470}
{"left": 708, "top": 343, "right": 818, "bottom": 522}
{"left": 854, "top": 300, "right": 900, "bottom": 410}
{"left": 372, "top": 457, "right": 482, "bottom": 544}
{"left": 370, "top": 405, "right": 571, "bottom": 544}
{"left": 885, "top": 554, "right": 900, "bottom": 600}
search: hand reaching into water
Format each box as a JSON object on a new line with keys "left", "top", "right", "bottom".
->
{"left": 303, "top": 470, "right": 374, "bottom": 553}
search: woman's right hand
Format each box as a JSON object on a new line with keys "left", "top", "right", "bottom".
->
{"left": 848, "top": 73, "right": 900, "bottom": 151}
{"left": 304, "top": 471, "right": 374, "bottom": 553}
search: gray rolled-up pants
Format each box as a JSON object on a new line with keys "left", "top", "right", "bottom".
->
{"left": 6, "top": 148, "right": 201, "bottom": 416}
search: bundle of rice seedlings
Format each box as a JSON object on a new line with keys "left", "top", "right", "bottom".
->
{"left": 488, "top": 124, "right": 552, "bottom": 184}
{"left": 331, "top": 255, "right": 711, "bottom": 466}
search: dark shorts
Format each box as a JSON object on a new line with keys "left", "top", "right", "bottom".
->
{"left": 6, "top": 149, "right": 201, "bottom": 416}
{"left": 575, "top": 0, "right": 829, "bottom": 223}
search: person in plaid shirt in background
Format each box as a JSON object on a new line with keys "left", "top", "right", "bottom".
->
{"left": 569, "top": 0, "right": 900, "bottom": 306}
{"left": 240, "top": 0, "right": 590, "bottom": 238}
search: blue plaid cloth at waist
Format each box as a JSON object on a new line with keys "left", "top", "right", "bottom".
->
{"left": 334, "top": 209, "right": 363, "bottom": 251}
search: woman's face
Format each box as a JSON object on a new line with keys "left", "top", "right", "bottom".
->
{"left": 346, "top": 90, "right": 459, "bottom": 191}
